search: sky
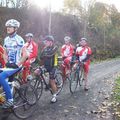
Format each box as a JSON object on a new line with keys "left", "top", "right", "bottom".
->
{"left": 97, "top": 0, "right": 120, "bottom": 10}
{"left": 30, "top": 0, "right": 120, "bottom": 11}
{"left": 29, "top": 0, "right": 64, "bottom": 11}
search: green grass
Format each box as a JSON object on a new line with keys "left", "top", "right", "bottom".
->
{"left": 112, "top": 77, "right": 120, "bottom": 119}
{"left": 113, "top": 77, "right": 120, "bottom": 101}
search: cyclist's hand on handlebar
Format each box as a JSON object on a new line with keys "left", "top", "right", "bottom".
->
{"left": 6, "top": 62, "right": 19, "bottom": 68}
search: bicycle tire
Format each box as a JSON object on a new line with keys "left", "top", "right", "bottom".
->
{"left": 30, "top": 76, "right": 43, "bottom": 100}
{"left": 78, "top": 66, "right": 84, "bottom": 86}
{"left": 69, "top": 69, "right": 79, "bottom": 94}
{"left": 13, "top": 81, "right": 37, "bottom": 119}
{"left": 54, "top": 70, "right": 63, "bottom": 95}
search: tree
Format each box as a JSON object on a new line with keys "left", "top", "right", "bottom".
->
{"left": 63, "top": 0, "right": 82, "bottom": 15}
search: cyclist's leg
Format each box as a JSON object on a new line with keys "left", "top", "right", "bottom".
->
{"left": 49, "top": 67, "right": 57, "bottom": 103}
{"left": 6, "top": 63, "right": 19, "bottom": 82}
{"left": 60, "top": 63, "right": 66, "bottom": 82}
{"left": 0, "top": 72, "right": 13, "bottom": 100}
{"left": 22, "top": 60, "right": 30, "bottom": 83}
{"left": 64, "top": 57, "right": 72, "bottom": 74}
{"left": 22, "top": 58, "right": 36, "bottom": 83}
{"left": 0, "top": 68, "right": 21, "bottom": 108}
{"left": 83, "top": 62, "right": 90, "bottom": 91}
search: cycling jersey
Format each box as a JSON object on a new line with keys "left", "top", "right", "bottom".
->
{"left": 41, "top": 45, "right": 58, "bottom": 68}
{"left": 76, "top": 46, "right": 92, "bottom": 73}
{"left": 61, "top": 44, "right": 74, "bottom": 58}
{"left": 0, "top": 45, "right": 5, "bottom": 67}
{"left": 76, "top": 46, "right": 92, "bottom": 62}
{"left": 40, "top": 45, "right": 58, "bottom": 79}
{"left": 3, "top": 33, "right": 24, "bottom": 64}
{"left": 22, "top": 40, "right": 38, "bottom": 82}
{"left": 24, "top": 40, "right": 38, "bottom": 61}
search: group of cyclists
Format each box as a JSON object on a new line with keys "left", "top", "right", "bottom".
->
{"left": 0, "top": 18, "right": 92, "bottom": 108}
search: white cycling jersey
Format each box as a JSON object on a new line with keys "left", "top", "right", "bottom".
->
{"left": 4, "top": 33, "right": 25, "bottom": 64}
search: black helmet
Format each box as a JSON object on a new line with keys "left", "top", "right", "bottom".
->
{"left": 44, "top": 35, "right": 54, "bottom": 42}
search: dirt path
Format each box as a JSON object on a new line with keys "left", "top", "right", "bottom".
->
{"left": 2, "top": 59, "right": 120, "bottom": 120}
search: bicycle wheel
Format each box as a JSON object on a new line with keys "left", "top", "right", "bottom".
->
{"left": 78, "top": 67, "right": 84, "bottom": 86}
{"left": 54, "top": 70, "right": 63, "bottom": 95}
{"left": 69, "top": 69, "right": 79, "bottom": 94}
{"left": 13, "top": 83, "right": 37, "bottom": 119}
{"left": 30, "top": 76, "right": 43, "bottom": 100}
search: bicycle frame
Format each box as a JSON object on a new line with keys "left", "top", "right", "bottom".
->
{"left": 33, "top": 66, "right": 63, "bottom": 100}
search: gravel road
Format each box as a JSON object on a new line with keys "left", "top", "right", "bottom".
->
{"left": 1, "top": 59, "right": 120, "bottom": 120}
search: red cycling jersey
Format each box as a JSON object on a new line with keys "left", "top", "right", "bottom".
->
{"left": 0, "top": 45, "right": 5, "bottom": 68}
{"left": 22, "top": 40, "right": 38, "bottom": 83}
{"left": 61, "top": 44, "right": 74, "bottom": 76}
{"left": 24, "top": 40, "right": 38, "bottom": 60}
{"left": 76, "top": 46, "right": 92, "bottom": 73}
{"left": 61, "top": 44, "right": 74, "bottom": 58}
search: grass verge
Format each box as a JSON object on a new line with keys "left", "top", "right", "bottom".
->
{"left": 112, "top": 77, "right": 120, "bottom": 119}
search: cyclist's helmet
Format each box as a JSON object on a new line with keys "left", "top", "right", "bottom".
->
{"left": 79, "top": 37, "right": 87, "bottom": 46}
{"left": 64, "top": 36, "right": 71, "bottom": 43}
{"left": 25, "top": 33, "right": 34, "bottom": 38}
{"left": 5, "top": 19, "right": 20, "bottom": 28}
{"left": 44, "top": 35, "right": 54, "bottom": 42}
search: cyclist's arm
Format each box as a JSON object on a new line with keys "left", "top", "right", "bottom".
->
{"left": 43, "top": 46, "right": 58, "bottom": 57}
{"left": 82, "top": 54, "right": 91, "bottom": 62}
{"left": 17, "top": 46, "right": 29, "bottom": 66}
{"left": 3, "top": 48, "right": 8, "bottom": 64}
{"left": 61, "top": 45, "right": 66, "bottom": 57}
{"left": 82, "top": 47, "right": 92, "bottom": 62}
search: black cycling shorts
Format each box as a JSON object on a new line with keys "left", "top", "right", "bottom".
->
{"left": 45, "top": 66, "right": 56, "bottom": 80}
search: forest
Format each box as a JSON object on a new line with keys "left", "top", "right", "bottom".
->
{"left": 0, "top": 0, "right": 120, "bottom": 60}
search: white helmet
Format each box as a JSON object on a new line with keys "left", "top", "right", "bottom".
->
{"left": 79, "top": 37, "right": 87, "bottom": 46}
{"left": 5, "top": 19, "right": 20, "bottom": 28}
{"left": 25, "top": 33, "right": 34, "bottom": 37}
{"left": 64, "top": 36, "right": 71, "bottom": 42}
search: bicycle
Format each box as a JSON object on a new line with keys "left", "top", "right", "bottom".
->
{"left": 0, "top": 67, "right": 38, "bottom": 119}
{"left": 69, "top": 61, "right": 84, "bottom": 94}
{"left": 30, "top": 66, "right": 63, "bottom": 100}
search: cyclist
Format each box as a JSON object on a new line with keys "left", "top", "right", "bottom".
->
{"left": 40, "top": 35, "right": 58, "bottom": 103}
{"left": 0, "top": 19, "right": 28, "bottom": 108}
{"left": 0, "top": 45, "right": 5, "bottom": 68}
{"left": 76, "top": 37, "right": 92, "bottom": 91}
{"left": 61, "top": 36, "right": 74, "bottom": 77}
{"left": 22, "top": 33, "right": 38, "bottom": 83}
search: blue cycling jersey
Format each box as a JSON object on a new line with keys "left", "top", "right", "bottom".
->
{"left": 4, "top": 33, "right": 25, "bottom": 64}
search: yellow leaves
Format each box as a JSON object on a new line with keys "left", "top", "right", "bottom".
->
{"left": 0, "top": 94, "right": 5, "bottom": 103}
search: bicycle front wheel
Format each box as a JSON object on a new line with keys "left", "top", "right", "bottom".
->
{"left": 13, "top": 83, "right": 37, "bottom": 119}
{"left": 69, "top": 70, "right": 79, "bottom": 94}
{"left": 78, "top": 67, "right": 84, "bottom": 86}
{"left": 55, "top": 70, "right": 63, "bottom": 95}
{"left": 30, "top": 76, "right": 43, "bottom": 100}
